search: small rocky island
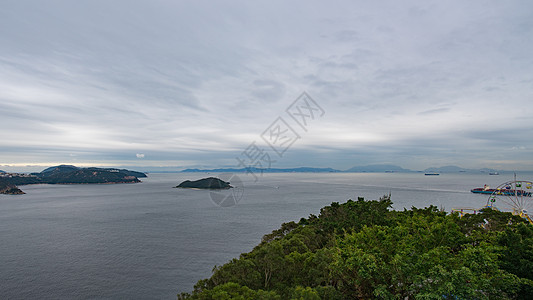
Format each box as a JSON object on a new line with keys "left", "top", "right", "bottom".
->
{"left": 175, "top": 177, "right": 232, "bottom": 189}
{"left": 0, "top": 179, "right": 25, "bottom": 195}
{"left": 0, "top": 165, "right": 147, "bottom": 195}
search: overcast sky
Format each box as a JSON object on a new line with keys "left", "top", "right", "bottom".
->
{"left": 1, "top": 0, "right": 532, "bottom": 172}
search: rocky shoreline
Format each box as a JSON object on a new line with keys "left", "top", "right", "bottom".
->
{"left": 0, "top": 183, "right": 25, "bottom": 195}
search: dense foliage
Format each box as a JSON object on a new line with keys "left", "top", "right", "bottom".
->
{"left": 178, "top": 197, "right": 533, "bottom": 299}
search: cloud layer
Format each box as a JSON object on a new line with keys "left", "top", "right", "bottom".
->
{"left": 1, "top": 0, "right": 532, "bottom": 171}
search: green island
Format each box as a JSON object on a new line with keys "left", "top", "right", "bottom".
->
{"left": 179, "top": 197, "right": 533, "bottom": 299}
{"left": 0, "top": 165, "right": 146, "bottom": 194}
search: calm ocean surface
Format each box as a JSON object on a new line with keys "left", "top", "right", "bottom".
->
{"left": 1, "top": 172, "right": 531, "bottom": 299}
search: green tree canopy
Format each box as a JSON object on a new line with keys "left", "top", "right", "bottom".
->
{"left": 179, "top": 197, "right": 533, "bottom": 299}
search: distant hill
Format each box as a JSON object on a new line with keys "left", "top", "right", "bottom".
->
{"left": 37, "top": 165, "right": 147, "bottom": 178}
{"left": 344, "top": 164, "right": 413, "bottom": 173}
{"left": 424, "top": 165, "right": 468, "bottom": 173}
{"left": 0, "top": 170, "right": 6, "bottom": 173}
{"left": 181, "top": 167, "right": 340, "bottom": 173}
{"left": 33, "top": 165, "right": 145, "bottom": 184}
{"left": 40, "top": 164, "right": 80, "bottom": 174}
{"left": 89, "top": 167, "right": 147, "bottom": 178}
{"left": 478, "top": 168, "right": 501, "bottom": 174}
{"left": 36, "top": 168, "right": 141, "bottom": 184}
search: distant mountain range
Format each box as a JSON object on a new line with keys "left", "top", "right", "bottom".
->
{"left": 422, "top": 166, "right": 500, "bottom": 173}
{"left": 180, "top": 164, "right": 508, "bottom": 173}
{"left": 423, "top": 165, "right": 468, "bottom": 173}
{"left": 181, "top": 167, "right": 339, "bottom": 173}
{"left": 181, "top": 165, "right": 410, "bottom": 173}
{"left": 344, "top": 164, "right": 412, "bottom": 173}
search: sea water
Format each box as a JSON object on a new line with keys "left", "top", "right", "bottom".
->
{"left": 0, "top": 172, "right": 530, "bottom": 299}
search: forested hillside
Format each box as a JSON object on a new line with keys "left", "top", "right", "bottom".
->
{"left": 179, "top": 197, "right": 533, "bottom": 299}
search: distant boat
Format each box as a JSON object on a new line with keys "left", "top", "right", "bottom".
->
{"left": 489, "top": 172, "right": 499, "bottom": 175}
{"left": 424, "top": 172, "right": 439, "bottom": 176}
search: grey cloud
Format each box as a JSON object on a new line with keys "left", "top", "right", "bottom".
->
{"left": 252, "top": 80, "right": 286, "bottom": 100}
{"left": 1, "top": 0, "right": 532, "bottom": 170}
{"left": 417, "top": 108, "right": 450, "bottom": 115}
